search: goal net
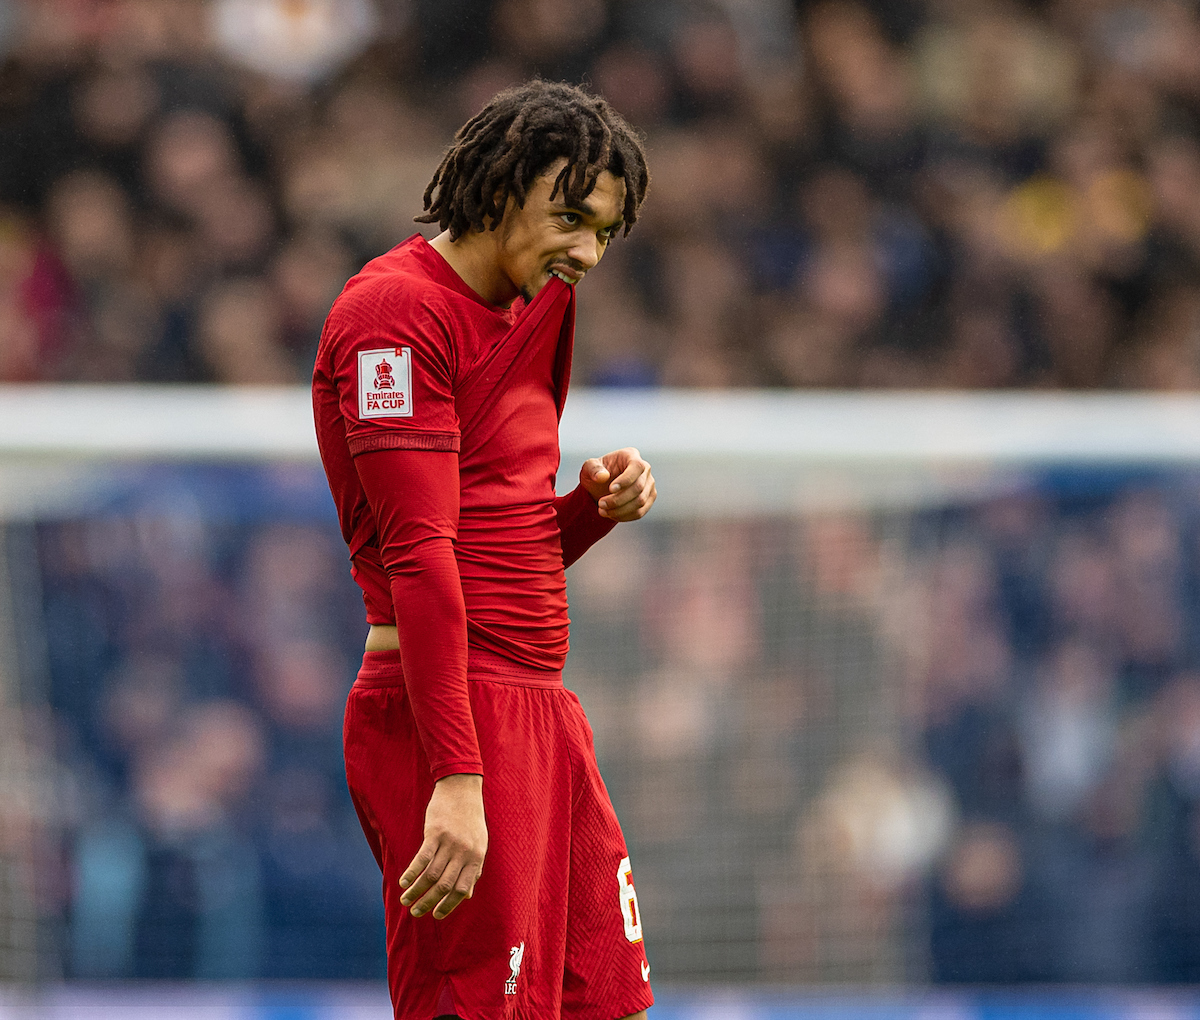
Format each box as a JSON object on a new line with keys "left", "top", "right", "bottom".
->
{"left": 2, "top": 387, "right": 1199, "bottom": 987}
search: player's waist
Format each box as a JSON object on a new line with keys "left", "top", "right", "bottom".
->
{"left": 454, "top": 516, "right": 561, "bottom": 559}
{"left": 456, "top": 502, "right": 558, "bottom": 540}
{"left": 356, "top": 639, "right": 563, "bottom": 688}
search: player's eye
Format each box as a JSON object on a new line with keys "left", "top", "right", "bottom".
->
{"left": 559, "top": 212, "right": 581, "bottom": 227}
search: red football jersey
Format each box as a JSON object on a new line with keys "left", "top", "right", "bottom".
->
{"left": 312, "top": 234, "right": 578, "bottom": 672}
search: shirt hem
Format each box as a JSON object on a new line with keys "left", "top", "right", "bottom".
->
{"left": 355, "top": 647, "right": 563, "bottom": 688}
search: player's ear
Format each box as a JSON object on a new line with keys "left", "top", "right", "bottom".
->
{"left": 484, "top": 185, "right": 515, "bottom": 232}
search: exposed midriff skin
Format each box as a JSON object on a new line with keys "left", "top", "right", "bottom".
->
{"left": 366, "top": 623, "right": 401, "bottom": 651}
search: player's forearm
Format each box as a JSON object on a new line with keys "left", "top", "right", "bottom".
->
{"left": 354, "top": 448, "right": 480, "bottom": 778}
{"left": 554, "top": 483, "right": 617, "bottom": 568}
{"left": 389, "top": 541, "right": 483, "bottom": 779}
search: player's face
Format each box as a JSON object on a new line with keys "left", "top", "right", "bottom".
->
{"left": 496, "top": 158, "right": 626, "bottom": 303}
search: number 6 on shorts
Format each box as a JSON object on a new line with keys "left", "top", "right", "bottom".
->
{"left": 617, "top": 856, "right": 643, "bottom": 943}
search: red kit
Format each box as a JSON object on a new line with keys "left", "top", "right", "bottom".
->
{"left": 313, "top": 236, "right": 653, "bottom": 1019}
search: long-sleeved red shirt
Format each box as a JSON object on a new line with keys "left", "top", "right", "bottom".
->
{"left": 312, "top": 235, "right": 614, "bottom": 779}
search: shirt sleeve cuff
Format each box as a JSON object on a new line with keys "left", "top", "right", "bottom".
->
{"left": 430, "top": 760, "right": 486, "bottom": 782}
{"left": 348, "top": 430, "right": 460, "bottom": 456}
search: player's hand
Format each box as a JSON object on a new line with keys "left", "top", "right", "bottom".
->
{"left": 399, "top": 772, "right": 487, "bottom": 920}
{"left": 579, "top": 448, "right": 657, "bottom": 522}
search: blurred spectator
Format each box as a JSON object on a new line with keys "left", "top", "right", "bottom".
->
{"left": 211, "top": 0, "right": 379, "bottom": 84}
{"left": 130, "top": 699, "right": 265, "bottom": 978}
{"left": 195, "top": 277, "right": 293, "bottom": 382}
{"left": 1148, "top": 672, "right": 1200, "bottom": 980}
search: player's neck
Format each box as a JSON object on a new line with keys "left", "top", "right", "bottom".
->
{"left": 429, "top": 230, "right": 519, "bottom": 309}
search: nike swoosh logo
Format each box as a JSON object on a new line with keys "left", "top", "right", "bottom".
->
{"left": 641, "top": 960, "right": 651, "bottom": 982}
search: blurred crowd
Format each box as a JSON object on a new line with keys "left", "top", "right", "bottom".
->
{"left": 19, "top": 466, "right": 1200, "bottom": 982}
{"left": 4, "top": 0, "right": 1200, "bottom": 387}
{"left": 26, "top": 470, "right": 385, "bottom": 979}
{"left": 902, "top": 478, "right": 1200, "bottom": 983}
{"left": 570, "top": 471, "right": 1200, "bottom": 983}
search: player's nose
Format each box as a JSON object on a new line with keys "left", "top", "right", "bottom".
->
{"left": 567, "top": 236, "right": 602, "bottom": 270}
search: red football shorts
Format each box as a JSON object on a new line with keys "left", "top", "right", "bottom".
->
{"left": 344, "top": 649, "right": 654, "bottom": 1020}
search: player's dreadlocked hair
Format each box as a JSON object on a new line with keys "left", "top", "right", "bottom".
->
{"left": 416, "top": 80, "right": 650, "bottom": 240}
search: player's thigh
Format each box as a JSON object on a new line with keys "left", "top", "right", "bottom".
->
{"left": 345, "top": 680, "right": 568, "bottom": 1011}
{"left": 560, "top": 691, "right": 654, "bottom": 1017}
{"left": 343, "top": 682, "right": 429, "bottom": 859}
{"left": 444, "top": 680, "right": 576, "bottom": 1010}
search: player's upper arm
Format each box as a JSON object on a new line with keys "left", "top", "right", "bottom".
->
{"left": 323, "top": 281, "right": 460, "bottom": 457}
